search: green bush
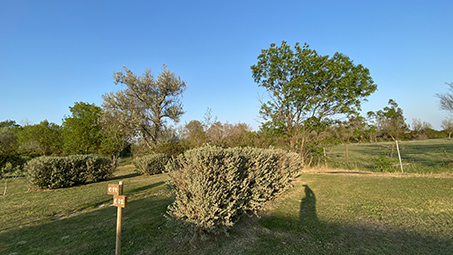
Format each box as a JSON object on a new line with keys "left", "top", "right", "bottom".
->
{"left": 166, "top": 146, "right": 302, "bottom": 239}
{"left": 88, "top": 156, "right": 118, "bottom": 182}
{"left": 133, "top": 153, "right": 170, "bottom": 175}
{"left": 24, "top": 155, "right": 116, "bottom": 189}
{"left": 0, "top": 153, "right": 23, "bottom": 178}
{"left": 372, "top": 153, "right": 395, "bottom": 172}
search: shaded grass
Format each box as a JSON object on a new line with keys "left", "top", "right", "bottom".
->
{"left": 326, "top": 138, "right": 453, "bottom": 173}
{"left": 1, "top": 166, "right": 452, "bottom": 254}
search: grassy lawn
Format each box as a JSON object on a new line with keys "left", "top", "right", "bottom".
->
{"left": 325, "top": 138, "right": 453, "bottom": 174}
{"left": 1, "top": 164, "right": 452, "bottom": 254}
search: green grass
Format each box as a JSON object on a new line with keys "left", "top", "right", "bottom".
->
{"left": 1, "top": 166, "right": 452, "bottom": 254}
{"left": 325, "top": 138, "right": 453, "bottom": 173}
{"left": 257, "top": 174, "right": 453, "bottom": 254}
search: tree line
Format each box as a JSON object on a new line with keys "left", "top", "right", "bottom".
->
{"left": 1, "top": 42, "right": 452, "bottom": 170}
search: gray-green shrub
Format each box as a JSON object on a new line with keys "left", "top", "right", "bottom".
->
{"left": 166, "top": 146, "right": 302, "bottom": 239}
{"left": 25, "top": 155, "right": 117, "bottom": 189}
{"left": 133, "top": 153, "right": 170, "bottom": 175}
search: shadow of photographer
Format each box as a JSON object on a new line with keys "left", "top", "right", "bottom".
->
{"left": 299, "top": 185, "right": 320, "bottom": 230}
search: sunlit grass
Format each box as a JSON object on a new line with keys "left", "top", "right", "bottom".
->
{"left": 326, "top": 138, "right": 453, "bottom": 173}
{"left": 1, "top": 165, "right": 452, "bottom": 254}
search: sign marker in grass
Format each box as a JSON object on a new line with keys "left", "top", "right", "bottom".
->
{"left": 108, "top": 181, "right": 127, "bottom": 255}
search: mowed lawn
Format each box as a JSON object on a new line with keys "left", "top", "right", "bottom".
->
{"left": 1, "top": 165, "right": 452, "bottom": 254}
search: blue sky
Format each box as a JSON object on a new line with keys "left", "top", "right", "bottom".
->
{"left": 1, "top": 0, "right": 452, "bottom": 130}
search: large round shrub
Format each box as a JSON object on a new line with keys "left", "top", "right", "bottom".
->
{"left": 166, "top": 146, "right": 302, "bottom": 239}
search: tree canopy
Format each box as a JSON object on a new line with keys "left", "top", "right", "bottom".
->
{"left": 62, "top": 102, "right": 103, "bottom": 154}
{"left": 102, "top": 65, "right": 187, "bottom": 149}
{"left": 251, "top": 41, "right": 377, "bottom": 156}
{"left": 368, "top": 99, "right": 407, "bottom": 140}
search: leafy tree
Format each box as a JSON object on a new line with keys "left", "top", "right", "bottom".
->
{"left": 62, "top": 102, "right": 103, "bottom": 154}
{"left": 0, "top": 127, "right": 18, "bottom": 154}
{"left": 369, "top": 99, "right": 407, "bottom": 140}
{"left": 18, "top": 120, "right": 62, "bottom": 156}
{"left": 251, "top": 41, "right": 377, "bottom": 159}
{"left": 181, "top": 120, "right": 206, "bottom": 147}
{"left": 441, "top": 117, "right": 453, "bottom": 139}
{"left": 0, "top": 120, "right": 20, "bottom": 129}
{"left": 98, "top": 128, "right": 129, "bottom": 158}
{"left": 0, "top": 125, "right": 21, "bottom": 178}
{"left": 436, "top": 82, "right": 453, "bottom": 113}
{"left": 102, "top": 65, "right": 186, "bottom": 150}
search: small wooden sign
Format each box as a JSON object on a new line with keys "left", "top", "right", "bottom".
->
{"left": 108, "top": 184, "right": 122, "bottom": 195}
{"left": 113, "top": 195, "right": 128, "bottom": 208}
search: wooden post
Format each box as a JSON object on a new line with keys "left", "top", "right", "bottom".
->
{"left": 108, "top": 181, "right": 127, "bottom": 255}
{"left": 395, "top": 141, "right": 404, "bottom": 173}
{"left": 116, "top": 181, "right": 123, "bottom": 255}
{"left": 116, "top": 205, "right": 122, "bottom": 255}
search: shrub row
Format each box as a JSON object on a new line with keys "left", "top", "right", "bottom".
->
{"left": 166, "top": 146, "right": 302, "bottom": 239}
{"left": 133, "top": 153, "right": 170, "bottom": 175}
{"left": 25, "top": 155, "right": 117, "bottom": 189}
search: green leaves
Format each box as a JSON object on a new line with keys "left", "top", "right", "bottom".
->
{"left": 103, "top": 66, "right": 187, "bottom": 149}
{"left": 62, "top": 102, "right": 103, "bottom": 155}
{"left": 166, "top": 146, "right": 302, "bottom": 239}
{"left": 134, "top": 153, "right": 170, "bottom": 175}
{"left": 251, "top": 41, "right": 377, "bottom": 153}
{"left": 25, "top": 155, "right": 117, "bottom": 189}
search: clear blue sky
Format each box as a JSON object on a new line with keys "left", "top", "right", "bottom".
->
{"left": 1, "top": 0, "right": 452, "bottom": 130}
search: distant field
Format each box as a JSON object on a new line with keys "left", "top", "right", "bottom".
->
{"left": 325, "top": 138, "right": 453, "bottom": 174}
{"left": 1, "top": 165, "right": 452, "bottom": 254}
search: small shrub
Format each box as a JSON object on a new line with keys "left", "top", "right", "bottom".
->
{"left": 25, "top": 155, "right": 116, "bottom": 189}
{"left": 373, "top": 153, "right": 395, "bottom": 172}
{"left": 133, "top": 154, "right": 170, "bottom": 175}
{"left": 166, "top": 146, "right": 302, "bottom": 240}
{"left": 0, "top": 153, "right": 23, "bottom": 178}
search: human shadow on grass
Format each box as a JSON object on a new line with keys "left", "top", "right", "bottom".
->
{"left": 255, "top": 184, "right": 453, "bottom": 254}
{"left": 299, "top": 185, "right": 319, "bottom": 228}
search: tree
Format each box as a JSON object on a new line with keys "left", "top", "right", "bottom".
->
{"left": 0, "top": 120, "right": 20, "bottom": 129}
{"left": 411, "top": 118, "right": 433, "bottom": 140}
{"left": 181, "top": 120, "right": 206, "bottom": 147}
{"left": 18, "top": 120, "right": 62, "bottom": 156}
{"left": 102, "top": 65, "right": 187, "bottom": 150}
{"left": 441, "top": 117, "right": 453, "bottom": 139}
{"left": 369, "top": 99, "right": 407, "bottom": 140}
{"left": 436, "top": 82, "right": 453, "bottom": 113}
{"left": 62, "top": 102, "right": 103, "bottom": 154}
{"left": 251, "top": 41, "right": 377, "bottom": 159}
{"left": 0, "top": 127, "right": 18, "bottom": 154}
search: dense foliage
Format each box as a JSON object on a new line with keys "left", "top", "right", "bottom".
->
{"left": 62, "top": 102, "right": 103, "bottom": 155}
{"left": 102, "top": 66, "right": 187, "bottom": 150}
{"left": 251, "top": 41, "right": 377, "bottom": 160}
{"left": 134, "top": 153, "right": 170, "bottom": 175}
{"left": 166, "top": 146, "right": 302, "bottom": 239}
{"left": 25, "top": 155, "right": 117, "bottom": 189}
